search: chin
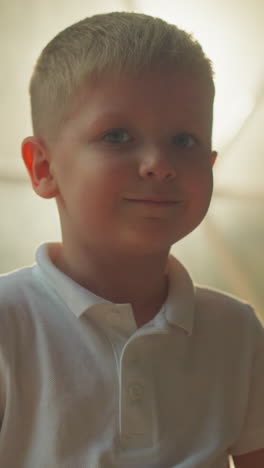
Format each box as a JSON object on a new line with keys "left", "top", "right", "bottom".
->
{"left": 121, "top": 231, "right": 180, "bottom": 256}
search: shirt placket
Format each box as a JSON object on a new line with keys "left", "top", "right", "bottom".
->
{"left": 119, "top": 336, "right": 159, "bottom": 450}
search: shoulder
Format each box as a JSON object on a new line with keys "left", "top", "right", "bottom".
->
{"left": 194, "top": 284, "right": 256, "bottom": 321}
{"left": 0, "top": 269, "right": 37, "bottom": 366}
{"left": 168, "top": 255, "right": 261, "bottom": 338}
{"left": 0, "top": 266, "right": 45, "bottom": 332}
{"left": 0, "top": 266, "right": 36, "bottom": 303}
{"left": 193, "top": 284, "right": 263, "bottom": 353}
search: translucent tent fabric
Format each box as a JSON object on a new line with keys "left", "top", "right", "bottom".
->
{"left": 0, "top": 0, "right": 263, "bottom": 322}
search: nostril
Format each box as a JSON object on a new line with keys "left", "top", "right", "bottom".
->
{"left": 144, "top": 169, "right": 175, "bottom": 180}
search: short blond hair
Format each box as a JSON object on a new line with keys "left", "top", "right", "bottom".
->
{"left": 29, "top": 11, "right": 214, "bottom": 142}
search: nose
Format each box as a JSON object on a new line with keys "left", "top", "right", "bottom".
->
{"left": 138, "top": 147, "right": 177, "bottom": 181}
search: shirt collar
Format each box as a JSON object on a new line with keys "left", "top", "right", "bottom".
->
{"left": 34, "top": 243, "right": 113, "bottom": 317}
{"left": 164, "top": 255, "right": 195, "bottom": 335}
{"left": 34, "top": 243, "right": 195, "bottom": 335}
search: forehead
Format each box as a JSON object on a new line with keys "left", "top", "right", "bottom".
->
{"left": 66, "top": 68, "right": 214, "bottom": 133}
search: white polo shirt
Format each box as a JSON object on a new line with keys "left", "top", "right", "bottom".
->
{"left": 0, "top": 243, "right": 263, "bottom": 468}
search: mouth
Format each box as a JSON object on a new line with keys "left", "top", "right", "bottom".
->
{"left": 124, "top": 198, "right": 182, "bottom": 206}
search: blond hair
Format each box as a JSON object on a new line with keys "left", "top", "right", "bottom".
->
{"left": 29, "top": 11, "right": 214, "bottom": 142}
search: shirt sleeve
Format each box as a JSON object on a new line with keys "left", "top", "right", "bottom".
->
{"left": 230, "top": 309, "right": 264, "bottom": 456}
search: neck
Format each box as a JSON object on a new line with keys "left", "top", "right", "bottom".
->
{"left": 52, "top": 242, "right": 170, "bottom": 324}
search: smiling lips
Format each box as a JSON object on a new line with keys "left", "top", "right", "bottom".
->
{"left": 125, "top": 198, "right": 181, "bottom": 206}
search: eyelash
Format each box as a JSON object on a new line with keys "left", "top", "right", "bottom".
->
{"left": 102, "top": 128, "right": 198, "bottom": 148}
{"left": 102, "top": 128, "right": 132, "bottom": 144}
{"left": 172, "top": 133, "right": 198, "bottom": 149}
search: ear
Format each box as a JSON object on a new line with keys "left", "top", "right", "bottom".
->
{"left": 21, "top": 136, "right": 58, "bottom": 199}
{"left": 211, "top": 150, "right": 218, "bottom": 167}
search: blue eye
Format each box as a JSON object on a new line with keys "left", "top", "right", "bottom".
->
{"left": 173, "top": 133, "right": 197, "bottom": 148}
{"left": 103, "top": 129, "right": 131, "bottom": 143}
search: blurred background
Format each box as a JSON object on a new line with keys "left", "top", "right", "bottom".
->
{"left": 0, "top": 0, "right": 263, "bottom": 321}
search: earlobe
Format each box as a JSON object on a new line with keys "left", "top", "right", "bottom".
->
{"left": 21, "top": 137, "right": 58, "bottom": 199}
{"left": 211, "top": 151, "right": 218, "bottom": 167}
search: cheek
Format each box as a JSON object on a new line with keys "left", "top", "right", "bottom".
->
{"left": 186, "top": 164, "right": 213, "bottom": 209}
{"left": 189, "top": 160, "right": 213, "bottom": 190}
{"left": 75, "top": 168, "right": 127, "bottom": 216}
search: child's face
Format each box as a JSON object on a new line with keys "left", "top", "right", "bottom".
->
{"left": 47, "top": 68, "right": 216, "bottom": 255}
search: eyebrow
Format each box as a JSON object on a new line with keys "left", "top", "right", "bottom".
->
{"left": 90, "top": 110, "right": 129, "bottom": 123}
{"left": 82, "top": 107, "right": 211, "bottom": 141}
{"left": 84, "top": 111, "right": 133, "bottom": 135}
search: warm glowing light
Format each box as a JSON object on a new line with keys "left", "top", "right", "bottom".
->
{"left": 137, "top": 0, "right": 256, "bottom": 151}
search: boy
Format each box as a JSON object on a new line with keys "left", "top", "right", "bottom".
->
{"left": 0, "top": 11, "right": 263, "bottom": 468}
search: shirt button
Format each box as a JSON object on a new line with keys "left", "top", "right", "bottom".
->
{"left": 128, "top": 383, "right": 144, "bottom": 402}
